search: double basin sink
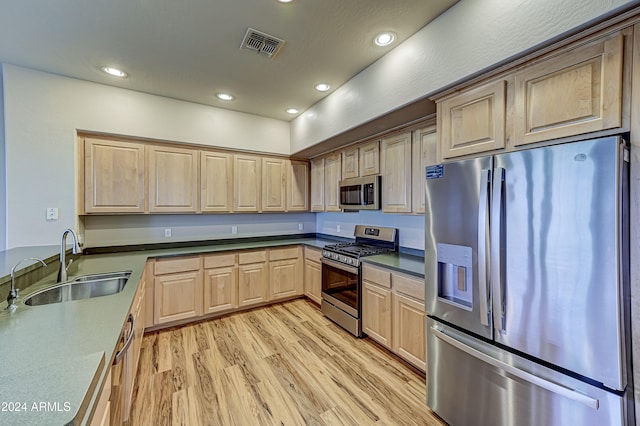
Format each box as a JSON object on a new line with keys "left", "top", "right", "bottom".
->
{"left": 24, "top": 271, "right": 132, "bottom": 306}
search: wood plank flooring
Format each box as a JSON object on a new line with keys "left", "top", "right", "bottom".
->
{"left": 128, "top": 298, "right": 445, "bottom": 426}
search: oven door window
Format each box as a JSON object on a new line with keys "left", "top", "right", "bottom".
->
{"left": 322, "top": 261, "right": 359, "bottom": 312}
{"left": 340, "top": 184, "right": 361, "bottom": 205}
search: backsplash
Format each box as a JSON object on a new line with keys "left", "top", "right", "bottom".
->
{"left": 315, "top": 210, "right": 425, "bottom": 250}
{"left": 82, "top": 213, "right": 316, "bottom": 248}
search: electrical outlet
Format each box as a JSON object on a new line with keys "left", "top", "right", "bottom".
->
{"left": 337, "top": 225, "right": 341, "bottom": 233}
{"left": 164, "top": 228, "right": 171, "bottom": 237}
{"left": 298, "top": 223, "right": 303, "bottom": 231}
{"left": 46, "top": 207, "right": 59, "bottom": 221}
{"left": 232, "top": 225, "right": 238, "bottom": 234}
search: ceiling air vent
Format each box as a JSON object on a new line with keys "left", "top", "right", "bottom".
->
{"left": 241, "top": 28, "right": 285, "bottom": 59}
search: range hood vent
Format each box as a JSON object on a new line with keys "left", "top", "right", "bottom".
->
{"left": 240, "top": 28, "right": 285, "bottom": 58}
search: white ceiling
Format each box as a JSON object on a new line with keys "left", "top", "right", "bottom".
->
{"left": 0, "top": 0, "right": 458, "bottom": 122}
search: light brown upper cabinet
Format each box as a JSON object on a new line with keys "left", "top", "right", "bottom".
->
{"left": 324, "top": 152, "right": 342, "bottom": 212}
{"left": 200, "top": 151, "right": 233, "bottom": 213}
{"left": 513, "top": 31, "right": 624, "bottom": 146}
{"left": 233, "top": 154, "right": 261, "bottom": 212}
{"left": 438, "top": 79, "right": 507, "bottom": 159}
{"left": 287, "top": 160, "right": 310, "bottom": 212}
{"left": 84, "top": 138, "right": 146, "bottom": 214}
{"left": 412, "top": 126, "right": 438, "bottom": 214}
{"left": 310, "top": 157, "right": 325, "bottom": 212}
{"left": 381, "top": 132, "right": 412, "bottom": 213}
{"left": 261, "top": 157, "right": 287, "bottom": 212}
{"left": 341, "top": 147, "right": 359, "bottom": 179}
{"left": 147, "top": 145, "right": 199, "bottom": 213}
{"left": 359, "top": 140, "right": 380, "bottom": 177}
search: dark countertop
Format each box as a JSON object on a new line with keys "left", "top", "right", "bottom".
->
{"left": 363, "top": 252, "right": 425, "bottom": 278}
{"left": 0, "top": 236, "right": 423, "bottom": 425}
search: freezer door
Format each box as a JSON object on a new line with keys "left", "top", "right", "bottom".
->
{"left": 492, "top": 136, "right": 627, "bottom": 390}
{"left": 425, "top": 156, "right": 493, "bottom": 339}
{"left": 426, "top": 318, "right": 628, "bottom": 426}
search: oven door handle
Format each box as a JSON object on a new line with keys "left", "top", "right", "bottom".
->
{"left": 321, "top": 257, "right": 359, "bottom": 275}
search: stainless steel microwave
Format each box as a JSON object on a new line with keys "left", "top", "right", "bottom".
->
{"left": 338, "top": 175, "right": 381, "bottom": 210}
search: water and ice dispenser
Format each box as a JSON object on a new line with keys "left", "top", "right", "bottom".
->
{"left": 436, "top": 243, "right": 473, "bottom": 310}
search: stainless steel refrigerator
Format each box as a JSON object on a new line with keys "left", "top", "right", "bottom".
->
{"left": 424, "top": 136, "right": 634, "bottom": 425}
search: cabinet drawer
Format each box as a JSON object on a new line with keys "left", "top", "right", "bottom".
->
{"left": 203, "top": 252, "right": 236, "bottom": 269}
{"left": 362, "top": 264, "right": 391, "bottom": 289}
{"left": 270, "top": 246, "right": 300, "bottom": 261}
{"left": 304, "top": 246, "right": 322, "bottom": 263}
{"left": 393, "top": 273, "right": 425, "bottom": 302}
{"left": 238, "top": 250, "right": 267, "bottom": 264}
{"left": 154, "top": 256, "right": 200, "bottom": 275}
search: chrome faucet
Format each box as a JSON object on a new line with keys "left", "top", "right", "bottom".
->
{"left": 7, "top": 257, "right": 47, "bottom": 310}
{"left": 57, "top": 228, "right": 81, "bottom": 283}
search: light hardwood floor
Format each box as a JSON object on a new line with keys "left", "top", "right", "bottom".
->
{"left": 128, "top": 298, "right": 445, "bottom": 426}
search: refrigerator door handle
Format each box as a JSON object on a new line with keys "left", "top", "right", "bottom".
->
{"left": 430, "top": 325, "right": 600, "bottom": 410}
{"left": 477, "top": 169, "right": 491, "bottom": 326}
{"left": 491, "top": 167, "right": 505, "bottom": 332}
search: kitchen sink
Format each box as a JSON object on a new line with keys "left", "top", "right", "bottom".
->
{"left": 23, "top": 271, "right": 132, "bottom": 306}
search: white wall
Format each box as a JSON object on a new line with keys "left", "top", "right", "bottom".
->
{"left": 316, "top": 211, "right": 425, "bottom": 251}
{"left": 290, "top": 0, "right": 639, "bottom": 152}
{"left": 2, "top": 64, "right": 290, "bottom": 248}
{"left": 0, "top": 69, "right": 5, "bottom": 249}
{"left": 83, "top": 213, "right": 316, "bottom": 248}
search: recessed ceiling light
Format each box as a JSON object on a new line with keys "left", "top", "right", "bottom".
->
{"left": 277, "top": 0, "right": 294, "bottom": 3}
{"left": 286, "top": 108, "right": 299, "bottom": 114}
{"left": 315, "top": 83, "right": 330, "bottom": 92}
{"left": 216, "top": 92, "right": 235, "bottom": 101}
{"left": 101, "top": 66, "right": 128, "bottom": 78}
{"left": 374, "top": 32, "right": 396, "bottom": 47}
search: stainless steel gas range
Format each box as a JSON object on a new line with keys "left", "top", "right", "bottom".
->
{"left": 321, "top": 225, "right": 398, "bottom": 337}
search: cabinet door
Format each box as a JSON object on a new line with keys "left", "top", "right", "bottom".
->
{"left": 310, "top": 157, "right": 325, "bottom": 212}
{"left": 201, "top": 151, "right": 233, "bottom": 212}
{"left": 154, "top": 271, "right": 203, "bottom": 324}
{"left": 362, "top": 281, "right": 392, "bottom": 349}
{"left": 438, "top": 79, "right": 506, "bottom": 159}
{"left": 234, "top": 154, "right": 261, "bottom": 212}
{"left": 359, "top": 140, "right": 380, "bottom": 176}
{"left": 84, "top": 138, "right": 145, "bottom": 213}
{"left": 203, "top": 266, "right": 237, "bottom": 314}
{"left": 304, "top": 247, "right": 322, "bottom": 304}
{"left": 287, "top": 160, "right": 309, "bottom": 211}
{"left": 262, "top": 157, "right": 287, "bottom": 212}
{"left": 269, "top": 258, "right": 302, "bottom": 301}
{"left": 238, "top": 262, "right": 268, "bottom": 307}
{"left": 412, "top": 125, "right": 438, "bottom": 214}
{"left": 324, "top": 153, "right": 342, "bottom": 212}
{"left": 513, "top": 31, "right": 624, "bottom": 146}
{"left": 381, "top": 132, "right": 412, "bottom": 213}
{"left": 125, "top": 279, "right": 146, "bottom": 420}
{"left": 341, "top": 147, "right": 359, "bottom": 179}
{"left": 393, "top": 293, "right": 426, "bottom": 372}
{"left": 90, "top": 370, "right": 111, "bottom": 426}
{"left": 148, "top": 145, "right": 199, "bottom": 213}
{"left": 304, "top": 260, "right": 322, "bottom": 305}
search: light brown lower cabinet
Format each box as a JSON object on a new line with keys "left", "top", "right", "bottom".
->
{"left": 362, "top": 263, "right": 426, "bottom": 371}
{"left": 203, "top": 253, "right": 237, "bottom": 314}
{"left": 90, "top": 370, "right": 111, "bottom": 426}
{"left": 153, "top": 256, "right": 203, "bottom": 324}
{"left": 362, "top": 281, "right": 392, "bottom": 348}
{"left": 269, "top": 246, "right": 303, "bottom": 301}
{"left": 303, "top": 247, "right": 322, "bottom": 304}
{"left": 393, "top": 293, "right": 426, "bottom": 371}
{"left": 125, "top": 276, "right": 146, "bottom": 420}
{"left": 238, "top": 250, "right": 268, "bottom": 308}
